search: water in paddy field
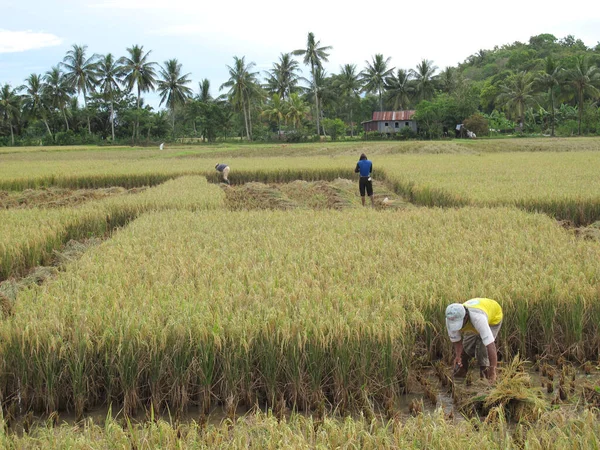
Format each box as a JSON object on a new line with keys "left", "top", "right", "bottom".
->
{"left": 4, "top": 362, "right": 598, "bottom": 435}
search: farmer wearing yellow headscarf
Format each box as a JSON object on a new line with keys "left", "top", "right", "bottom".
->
{"left": 445, "top": 298, "right": 503, "bottom": 383}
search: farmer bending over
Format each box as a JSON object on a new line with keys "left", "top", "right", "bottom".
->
{"left": 445, "top": 298, "right": 503, "bottom": 383}
{"left": 354, "top": 153, "right": 374, "bottom": 207}
{"left": 215, "top": 163, "right": 230, "bottom": 185}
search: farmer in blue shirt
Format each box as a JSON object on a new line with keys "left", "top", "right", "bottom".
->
{"left": 215, "top": 163, "right": 230, "bottom": 185}
{"left": 354, "top": 153, "right": 374, "bottom": 207}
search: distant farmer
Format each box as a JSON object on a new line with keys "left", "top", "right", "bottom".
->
{"left": 159, "top": 142, "right": 164, "bottom": 150}
{"left": 354, "top": 153, "right": 374, "bottom": 207}
{"left": 215, "top": 163, "right": 230, "bottom": 185}
{"left": 445, "top": 298, "right": 503, "bottom": 383}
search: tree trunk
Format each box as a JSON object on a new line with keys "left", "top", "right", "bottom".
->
{"left": 172, "top": 106, "right": 176, "bottom": 137}
{"left": 242, "top": 99, "right": 250, "bottom": 141}
{"left": 550, "top": 89, "right": 555, "bottom": 137}
{"left": 350, "top": 107, "right": 354, "bottom": 137}
{"left": 62, "top": 107, "right": 69, "bottom": 131}
{"left": 578, "top": 90, "right": 583, "bottom": 136}
{"left": 83, "top": 90, "right": 91, "bottom": 134}
{"left": 248, "top": 103, "right": 253, "bottom": 141}
{"left": 110, "top": 100, "right": 115, "bottom": 141}
{"left": 43, "top": 118, "right": 53, "bottom": 139}
{"left": 312, "top": 66, "right": 320, "bottom": 137}
{"left": 134, "top": 86, "right": 141, "bottom": 143}
{"left": 10, "top": 123, "right": 14, "bottom": 146}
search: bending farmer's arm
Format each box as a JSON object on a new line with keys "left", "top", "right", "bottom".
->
{"left": 355, "top": 163, "right": 360, "bottom": 173}
{"left": 471, "top": 313, "right": 498, "bottom": 382}
{"left": 448, "top": 329, "right": 463, "bottom": 367}
{"left": 486, "top": 342, "right": 498, "bottom": 381}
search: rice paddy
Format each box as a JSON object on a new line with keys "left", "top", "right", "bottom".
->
{"left": 1, "top": 139, "right": 600, "bottom": 447}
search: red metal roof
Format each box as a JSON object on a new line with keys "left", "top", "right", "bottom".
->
{"left": 371, "top": 111, "right": 416, "bottom": 121}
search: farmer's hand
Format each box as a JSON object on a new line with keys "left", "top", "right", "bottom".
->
{"left": 454, "top": 355, "right": 463, "bottom": 368}
{"left": 488, "top": 366, "right": 497, "bottom": 383}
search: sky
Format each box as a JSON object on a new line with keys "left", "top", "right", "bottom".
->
{"left": 1, "top": 0, "right": 599, "bottom": 109}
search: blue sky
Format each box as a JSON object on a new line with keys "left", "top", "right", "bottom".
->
{"left": 1, "top": 0, "right": 599, "bottom": 109}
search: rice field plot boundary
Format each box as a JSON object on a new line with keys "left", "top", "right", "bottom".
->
{"left": 0, "top": 176, "right": 224, "bottom": 281}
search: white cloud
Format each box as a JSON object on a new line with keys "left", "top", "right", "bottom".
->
{"left": 0, "top": 30, "right": 62, "bottom": 53}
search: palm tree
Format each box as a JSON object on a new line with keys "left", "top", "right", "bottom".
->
{"left": 61, "top": 44, "right": 98, "bottom": 134}
{"left": 261, "top": 93, "right": 287, "bottom": 137}
{"left": 439, "top": 67, "right": 456, "bottom": 94}
{"left": 304, "top": 66, "right": 333, "bottom": 136}
{"left": 535, "top": 56, "right": 562, "bottom": 137}
{"left": 361, "top": 54, "right": 394, "bottom": 112}
{"left": 384, "top": 68, "right": 414, "bottom": 111}
{"left": 20, "top": 74, "right": 53, "bottom": 138}
{"left": 496, "top": 71, "right": 536, "bottom": 129}
{"left": 265, "top": 53, "right": 302, "bottom": 101}
{"left": 410, "top": 59, "right": 438, "bottom": 102}
{"left": 97, "top": 53, "right": 123, "bottom": 141}
{"left": 293, "top": 32, "right": 332, "bottom": 136}
{"left": 0, "top": 84, "right": 21, "bottom": 146}
{"left": 220, "top": 56, "right": 260, "bottom": 141}
{"left": 157, "top": 59, "right": 193, "bottom": 135}
{"left": 335, "top": 64, "right": 362, "bottom": 136}
{"left": 286, "top": 93, "right": 310, "bottom": 129}
{"left": 198, "top": 79, "right": 212, "bottom": 103}
{"left": 44, "top": 66, "right": 72, "bottom": 131}
{"left": 118, "top": 45, "right": 157, "bottom": 142}
{"left": 565, "top": 55, "right": 600, "bottom": 135}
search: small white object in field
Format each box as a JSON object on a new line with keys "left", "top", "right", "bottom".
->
{"left": 159, "top": 143, "right": 164, "bottom": 150}
{"left": 383, "top": 197, "right": 389, "bottom": 204}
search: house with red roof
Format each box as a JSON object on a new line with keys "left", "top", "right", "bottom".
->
{"left": 361, "top": 110, "right": 417, "bottom": 135}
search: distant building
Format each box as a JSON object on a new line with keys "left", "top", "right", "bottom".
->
{"left": 361, "top": 111, "right": 417, "bottom": 134}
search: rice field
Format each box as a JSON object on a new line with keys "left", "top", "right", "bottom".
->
{"left": 1, "top": 138, "right": 600, "bottom": 447}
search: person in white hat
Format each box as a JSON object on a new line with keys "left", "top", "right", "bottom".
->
{"left": 445, "top": 298, "right": 503, "bottom": 382}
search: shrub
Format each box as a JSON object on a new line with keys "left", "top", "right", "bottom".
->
{"left": 463, "top": 113, "right": 490, "bottom": 136}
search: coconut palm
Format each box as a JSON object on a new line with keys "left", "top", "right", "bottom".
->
{"left": 410, "top": 59, "right": 438, "bottom": 102}
{"left": 157, "top": 59, "right": 193, "bottom": 135}
{"left": 304, "top": 66, "right": 333, "bottom": 136}
{"left": 118, "top": 45, "right": 157, "bottom": 142}
{"left": 439, "top": 67, "right": 456, "bottom": 94}
{"left": 20, "top": 74, "right": 53, "bottom": 138}
{"left": 220, "top": 56, "right": 261, "bottom": 141}
{"left": 361, "top": 54, "right": 394, "bottom": 112}
{"left": 44, "top": 66, "right": 72, "bottom": 131}
{"left": 535, "top": 56, "right": 563, "bottom": 136}
{"left": 0, "top": 84, "right": 21, "bottom": 145}
{"left": 97, "top": 53, "right": 123, "bottom": 141}
{"left": 293, "top": 32, "right": 332, "bottom": 136}
{"left": 198, "top": 79, "right": 212, "bottom": 103}
{"left": 265, "top": 53, "right": 302, "bottom": 101}
{"left": 565, "top": 55, "right": 600, "bottom": 135}
{"left": 335, "top": 64, "right": 362, "bottom": 136}
{"left": 286, "top": 92, "right": 310, "bottom": 129}
{"left": 61, "top": 44, "right": 98, "bottom": 134}
{"left": 261, "top": 93, "right": 287, "bottom": 137}
{"left": 496, "top": 71, "right": 536, "bottom": 129}
{"left": 384, "top": 68, "right": 414, "bottom": 111}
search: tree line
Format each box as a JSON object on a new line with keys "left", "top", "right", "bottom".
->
{"left": 1, "top": 32, "right": 599, "bottom": 146}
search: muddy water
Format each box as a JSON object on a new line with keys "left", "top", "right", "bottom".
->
{"left": 5, "top": 363, "right": 599, "bottom": 434}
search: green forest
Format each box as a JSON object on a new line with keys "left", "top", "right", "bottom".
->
{"left": 1, "top": 32, "right": 599, "bottom": 146}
